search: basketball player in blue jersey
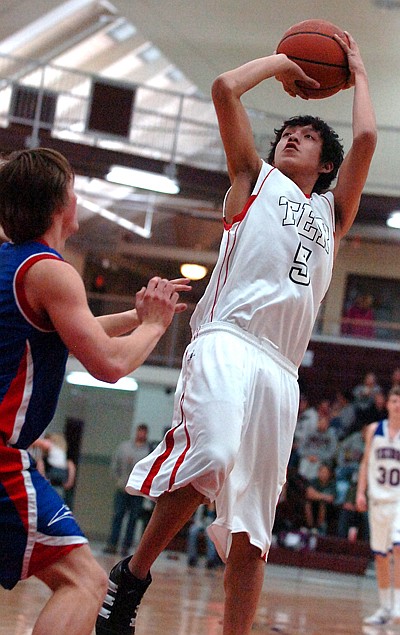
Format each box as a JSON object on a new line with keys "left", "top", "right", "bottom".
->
{"left": 0, "top": 147, "right": 191, "bottom": 635}
{"left": 357, "top": 387, "right": 400, "bottom": 625}
{"left": 97, "top": 32, "right": 376, "bottom": 635}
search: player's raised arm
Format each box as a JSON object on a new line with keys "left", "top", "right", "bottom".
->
{"left": 211, "top": 54, "right": 318, "bottom": 222}
{"left": 332, "top": 32, "right": 377, "bottom": 243}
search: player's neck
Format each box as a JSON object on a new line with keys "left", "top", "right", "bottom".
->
{"left": 388, "top": 418, "right": 400, "bottom": 436}
{"left": 281, "top": 167, "right": 315, "bottom": 197}
{"left": 41, "top": 220, "right": 66, "bottom": 254}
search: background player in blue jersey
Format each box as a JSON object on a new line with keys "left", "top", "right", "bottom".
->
{"left": 0, "top": 147, "right": 190, "bottom": 635}
{"left": 357, "top": 386, "right": 400, "bottom": 626}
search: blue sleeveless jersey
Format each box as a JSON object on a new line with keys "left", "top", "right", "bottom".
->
{"left": 0, "top": 241, "right": 87, "bottom": 591}
{"left": 0, "top": 241, "right": 68, "bottom": 449}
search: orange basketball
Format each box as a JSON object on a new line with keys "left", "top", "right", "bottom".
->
{"left": 276, "top": 19, "right": 349, "bottom": 99}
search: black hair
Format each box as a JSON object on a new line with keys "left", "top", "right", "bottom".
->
{"left": 267, "top": 115, "right": 344, "bottom": 194}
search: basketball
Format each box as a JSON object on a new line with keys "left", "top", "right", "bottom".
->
{"left": 276, "top": 19, "right": 349, "bottom": 99}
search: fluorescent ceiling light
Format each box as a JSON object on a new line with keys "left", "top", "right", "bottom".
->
{"left": 165, "top": 67, "right": 185, "bottom": 83}
{"left": 107, "top": 18, "right": 137, "bottom": 43}
{"left": 66, "top": 371, "right": 138, "bottom": 391}
{"left": 0, "top": 0, "right": 117, "bottom": 58}
{"left": 138, "top": 45, "right": 161, "bottom": 63}
{"left": 106, "top": 166, "right": 180, "bottom": 194}
{"left": 180, "top": 263, "right": 208, "bottom": 280}
{"left": 387, "top": 211, "right": 400, "bottom": 229}
{"left": 77, "top": 196, "right": 152, "bottom": 238}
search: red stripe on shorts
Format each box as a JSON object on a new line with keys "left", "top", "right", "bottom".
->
{"left": 168, "top": 404, "right": 191, "bottom": 490}
{"left": 140, "top": 393, "right": 190, "bottom": 495}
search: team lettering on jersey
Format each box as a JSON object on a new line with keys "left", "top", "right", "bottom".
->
{"left": 374, "top": 446, "right": 400, "bottom": 488}
{"left": 376, "top": 447, "right": 400, "bottom": 462}
{"left": 280, "top": 196, "right": 330, "bottom": 253}
{"left": 279, "top": 196, "right": 330, "bottom": 287}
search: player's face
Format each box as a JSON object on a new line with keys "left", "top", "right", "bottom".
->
{"left": 387, "top": 394, "right": 400, "bottom": 417}
{"left": 273, "top": 125, "right": 325, "bottom": 175}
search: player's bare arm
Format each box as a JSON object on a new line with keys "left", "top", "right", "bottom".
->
{"left": 331, "top": 32, "right": 377, "bottom": 245}
{"left": 211, "top": 54, "right": 319, "bottom": 223}
{"left": 97, "top": 277, "right": 191, "bottom": 337}
{"left": 356, "top": 421, "right": 377, "bottom": 512}
{"left": 24, "top": 259, "right": 183, "bottom": 382}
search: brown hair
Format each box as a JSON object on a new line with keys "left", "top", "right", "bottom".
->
{"left": 0, "top": 148, "right": 73, "bottom": 243}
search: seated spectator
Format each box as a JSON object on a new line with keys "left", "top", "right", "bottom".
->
{"left": 273, "top": 466, "right": 308, "bottom": 535}
{"left": 337, "top": 474, "right": 369, "bottom": 542}
{"left": 335, "top": 426, "right": 366, "bottom": 504}
{"left": 352, "top": 372, "right": 381, "bottom": 414}
{"left": 317, "top": 398, "right": 332, "bottom": 420}
{"left": 305, "top": 463, "right": 336, "bottom": 535}
{"left": 187, "top": 503, "right": 221, "bottom": 569}
{"left": 341, "top": 293, "right": 375, "bottom": 338}
{"left": 390, "top": 367, "right": 400, "bottom": 391}
{"left": 355, "top": 389, "right": 388, "bottom": 431}
{"left": 298, "top": 414, "right": 337, "bottom": 481}
{"left": 329, "top": 389, "right": 356, "bottom": 440}
{"left": 290, "top": 393, "right": 318, "bottom": 468}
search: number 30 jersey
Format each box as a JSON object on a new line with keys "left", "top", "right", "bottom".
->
{"left": 190, "top": 160, "right": 335, "bottom": 368}
{"left": 368, "top": 419, "right": 400, "bottom": 503}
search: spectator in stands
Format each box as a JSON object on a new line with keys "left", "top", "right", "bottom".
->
{"left": 391, "top": 367, "right": 400, "bottom": 390}
{"left": 341, "top": 292, "right": 375, "bottom": 338}
{"left": 352, "top": 371, "right": 381, "bottom": 414}
{"left": 317, "top": 398, "right": 332, "bottom": 420}
{"left": 355, "top": 388, "right": 388, "bottom": 431}
{"left": 273, "top": 466, "right": 308, "bottom": 535}
{"left": 305, "top": 463, "right": 336, "bottom": 535}
{"left": 32, "top": 433, "right": 75, "bottom": 501}
{"left": 290, "top": 393, "right": 318, "bottom": 468}
{"left": 337, "top": 473, "right": 369, "bottom": 542}
{"left": 298, "top": 414, "right": 337, "bottom": 481}
{"left": 335, "top": 425, "right": 366, "bottom": 505}
{"left": 187, "top": 503, "right": 221, "bottom": 569}
{"left": 329, "top": 389, "right": 356, "bottom": 440}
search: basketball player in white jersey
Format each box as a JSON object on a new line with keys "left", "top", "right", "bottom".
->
{"left": 357, "top": 387, "right": 400, "bottom": 625}
{"left": 97, "top": 31, "right": 376, "bottom": 635}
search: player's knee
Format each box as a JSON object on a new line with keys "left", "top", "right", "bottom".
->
{"left": 77, "top": 560, "right": 108, "bottom": 607}
{"left": 89, "top": 557, "right": 108, "bottom": 588}
{"left": 94, "top": 565, "right": 109, "bottom": 604}
{"left": 69, "top": 549, "right": 108, "bottom": 604}
{"left": 92, "top": 561, "right": 108, "bottom": 592}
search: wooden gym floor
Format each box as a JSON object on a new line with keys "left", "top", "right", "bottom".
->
{"left": 0, "top": 543, "right": 397, "bottom": 635}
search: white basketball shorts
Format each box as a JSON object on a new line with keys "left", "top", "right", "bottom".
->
{"left": 126, "top": 321, "right": 299, "bottom": 562}
{"left": 369, "top": 499, "right": 400, "bottom": 554}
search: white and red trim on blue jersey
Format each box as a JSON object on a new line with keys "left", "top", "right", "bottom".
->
{"left": 0, "top": 241, "right": 68, "bottom": 449}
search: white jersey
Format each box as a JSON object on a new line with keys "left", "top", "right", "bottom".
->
{"left": 190, "top": 160, "right": 335, "bottom": 367}
{"left": 368, "top": 419, "right": 400, "bottom": 503}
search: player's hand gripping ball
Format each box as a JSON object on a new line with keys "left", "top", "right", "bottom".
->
{"left": 276, "top": 19, "right": 350, "bottom": 99}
